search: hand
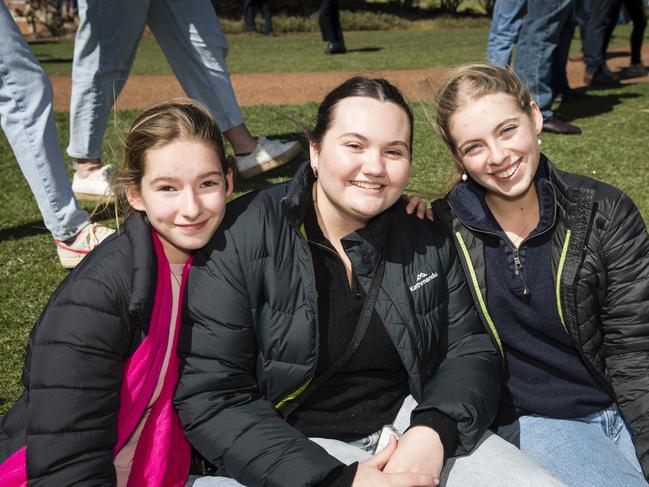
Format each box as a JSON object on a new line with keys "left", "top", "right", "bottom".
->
{"left": 352, "top": 436, "right": 437, "bottom": 487}
{"left": 404, "top": 195, "right": 433, "bottom": 221}
{"left": 383, "top": 426, "right": 443, "bottom": 484}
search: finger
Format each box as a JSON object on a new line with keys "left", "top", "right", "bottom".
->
{"left": 405, "top": 195, "right": 421, "bottom": 215}
{"left": 367, "top": 435, "right": 398, "bottom": 469}
{"left": 425, "top": 208, "right": 433, "bottom": 221}
{"left": 416, "top": 202, "right": 425, "bottom": 219}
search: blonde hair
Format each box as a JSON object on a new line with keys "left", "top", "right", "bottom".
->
{"left": 112, "top": 100, "right": 229, "bottom": 213}
{"left": 434, "top": 64, "right": 533, "bottom": 187}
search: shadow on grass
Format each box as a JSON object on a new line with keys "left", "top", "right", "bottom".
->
{"left": 39, "top": 57, "right": 73, "bottom": 64}
{"left": 0, "top": 204, "right": 117, "bottom": 242}
{"left": 347, "top": 47, "right": 383, "bottom": 53}
{"left": 555, "top": 91, "right": 642, "bottom": 123}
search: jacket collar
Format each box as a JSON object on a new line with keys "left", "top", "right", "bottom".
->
{"left": 122, "top": 212, "right": 158, "bottom": 331}
{"left": 280, "top": 161, "right": 390, "bottom": 274}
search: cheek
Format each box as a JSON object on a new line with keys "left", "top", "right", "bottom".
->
{"left": 203, "top": 194, "right": 228, "bottom": 216}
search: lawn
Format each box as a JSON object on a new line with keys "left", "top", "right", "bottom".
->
{"left": 2, "top": 24, "right": 648, "bottom": 412}
{"left": 31, "top": 24, "right": 634, "bottom": 77}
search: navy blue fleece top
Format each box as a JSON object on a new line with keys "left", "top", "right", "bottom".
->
{"left": 448, "top": 163, "right": 612, "bottom": 420}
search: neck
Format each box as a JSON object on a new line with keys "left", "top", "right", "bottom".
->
{"left": 485, "top": 184, "right": 540, "bottom": 247}
{"left": 312, "top": 184, "right": 366, "bottom": 245}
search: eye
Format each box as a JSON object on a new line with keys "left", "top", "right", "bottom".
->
{"left": 385, "top": 148, "right": 405, "bottom": 158}
{"left": 345, "top": 142, "right": 363, "bottom": 151}
{"left": 201, "top": 179, "right": 221, "bottom": 188}
{"left": 463, "top": 144, "right": 480, "bottom": 155}
{"left": 157, "top": 185, "right": 176, "bottom": 192}
{"left": 501, "top": 125, "right": 517, "bottom": 137}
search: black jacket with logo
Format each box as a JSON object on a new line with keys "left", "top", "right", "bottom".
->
{"left": 175, "top": 162, "right": 501, "bottom": 487}
{"left": 432, "top": 155, "right": 649, "bottom": 478}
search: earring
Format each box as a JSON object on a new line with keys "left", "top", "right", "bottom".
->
{"left": 312, "top": 166, "right": 318, "bottom": 178}
{"left": 537, "top": 137, "right": 543, "bottom": 146}
{"left": 461, "top": 173, "right": 468, "bottom": 181}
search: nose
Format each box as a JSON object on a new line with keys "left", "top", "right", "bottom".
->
{"left": 179, "top": 188, "right": 201, "bottom": 220}
{"left": 361, "top": 148, "right": 386, "bottom": 177}
{"left": 487, "top": 140, "right": 509, "bottom": 166}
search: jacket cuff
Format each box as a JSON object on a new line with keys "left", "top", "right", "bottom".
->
{"left": 316, "top": 463, "right": 358, "bottom": 487}
{"left": 409, "top": 409, "right": 459, "bottom": 461}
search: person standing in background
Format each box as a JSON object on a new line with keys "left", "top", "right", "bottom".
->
{"left": 243, "top": 0, "right": 273, "bottom": 36}
{"left": 0, "top": 2, "right": 113, "bottom": 269}
{"left": 320, "top": 0, "right": 346, "bottom": 54}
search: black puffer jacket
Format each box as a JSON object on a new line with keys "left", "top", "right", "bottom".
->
{"left": 0, "top": 214, "right": 157, "bottom": 486}
{"left": 175, "top": 162, "right": 501, "bottom": 487}
{"left": 432, "top": 156, "right": 649, "bottom": 478}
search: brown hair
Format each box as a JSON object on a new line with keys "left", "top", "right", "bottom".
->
{"left": 435, "top": 64, "right": 533, "bottom": 158}
{"left": 113, "top": 100, "right": 229, "bottom": 212}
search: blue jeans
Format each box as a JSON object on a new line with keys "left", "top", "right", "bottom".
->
{"left": 498, "top": 404, "right": 648, "bottom": 487}
{"left": 486, "top": 0, "right": 527, "bottom": 68}
{"left": 0, "top": 2, "right": 88, "bottom": 241}
{"left": 580, "top": 0, "right": 618, "bottom": 74}
{"left": 187, "top": 396, "right": 564, "bottom": 487}
{"left": 67, "top": 0, "right": 244, "bottom": 159}
{"left": 513, "top": 0, "right": 574, "bottom": 120}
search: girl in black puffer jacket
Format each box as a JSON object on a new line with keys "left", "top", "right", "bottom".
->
{"left": 0, "top": 101, "right": 232, "bottom": 486}
{"left": 431, "top": 64, "right": 649, "bottom": 487}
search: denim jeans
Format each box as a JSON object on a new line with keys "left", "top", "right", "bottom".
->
{"left": 0, "top": 3, "right": 88, "bottom": 241}
{"left": 580, "top": 0, "right": 619, "bottom": 74}
{"left": 498, "top": 403, "right": 648, "bottom": 487}
{"left": 186, "top": 396, "right": 564, "bottom": 487}
{"left": 513, "top": 0, "right": 574, "bottom": 120}
{"left": 67, "top": 0, "right": 244, "bottom": 160}
{"left": 486, "top": 0, "right": 527, "bottom": 68}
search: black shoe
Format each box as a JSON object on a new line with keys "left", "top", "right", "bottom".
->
{"left": 584, "top": 68, "right": 620, "bottom": 88}
{"left": 554, "top": 89, "right": 589, "bottom": 104}
{"left": 542, "top": 117, "right": 582, "bottom": 135}
{"left": 324, "top": 42, "right": 346, "bottom": 55}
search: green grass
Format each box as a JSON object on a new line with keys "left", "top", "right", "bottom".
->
{"left": 2, "top": 79, "right": 649, "bottom": 411}
{"left": 32, "top": 24, "right": 634, "bottom": 77}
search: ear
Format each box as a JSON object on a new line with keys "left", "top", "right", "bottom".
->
{"left": 309, "top": 141, "right": 320, "bottom": 174}
{"left": 125, "top": 185, "right": 146, "bottom": 213}
{"left": 225, "top": 168, "right": 234, "bottom": 198}
{"left": 530, "top": 100, "right": 544, "bottom": 135}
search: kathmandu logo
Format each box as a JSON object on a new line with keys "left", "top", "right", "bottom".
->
{"left": 409, "top": 271, "right": 438, "bottom": 292}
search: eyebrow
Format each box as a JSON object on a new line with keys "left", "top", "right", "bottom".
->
{"left": 338, "top": 132, "right": 410, "bottom": 149}
{"left": 456, "top": 117, "right": 520, "bottom": 151}
{"left": 148, "top": 170, "right": 223, "bottom": 185}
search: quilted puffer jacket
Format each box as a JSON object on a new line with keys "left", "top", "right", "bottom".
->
{"left": 432, "top": 155, "right": 649, "bottom": 478}
{"left": 175, "top": 162, "right": 502, "bottom": 487}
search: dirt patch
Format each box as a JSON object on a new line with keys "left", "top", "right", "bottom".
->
{"left": 49, "top": 46, "right": 649, "bottom": 112}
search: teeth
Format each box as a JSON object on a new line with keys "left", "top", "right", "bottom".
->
{"left": 352, "top": 181, "right": 382, "bottom": 189}
{"left": 494, "top": 162, "right": 519, "bottom": 178}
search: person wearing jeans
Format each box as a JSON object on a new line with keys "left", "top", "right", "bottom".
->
{"left": 0, "top": 2, "right": 112, "bottom": 268}
{"left": 68, "top": 0, "right": 300, "bottom": 189}
{"left": 486, "top": 0, "right": 527, "bottom": 68}
{"left": 243, "top": 0, "right": 272, "bottom": 35}
{"left": 580, "top": 0, "right": 621, "bottom": 86}
{"left": 513, "top": 0, "right": 582, "bottom": 135}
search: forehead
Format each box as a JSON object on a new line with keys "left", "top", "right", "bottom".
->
{"left": 450, "top": 93, "right": 525, "bottom": 139}
{"left": 328, "top": 96, "right": 411, "bottom": 140}
{"left": 142, "top": 138, "right": 223, "bottom": 177}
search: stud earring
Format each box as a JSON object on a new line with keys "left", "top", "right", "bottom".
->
{"left": 312, "top": 166, "right": 318, "bottom": 178}
{"left": 537, "top": 137, "right": 543, "bottom": 146}
{"left": 461, "top": 173, "right": 468, "bottom": 181}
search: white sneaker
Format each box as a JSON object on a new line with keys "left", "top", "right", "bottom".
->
{"left": 72, "top": 164, "right": 115, "bottom": 201}
{"left": 55, "top": 223, "right": 115, "bottom": 269}
{"left": 234, "top": 137, "right": 301, "bottom": 179}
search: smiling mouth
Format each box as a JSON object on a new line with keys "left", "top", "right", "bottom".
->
{"left": 176, "top": 221, "right": 208, "bottom": 232}
{"left": 492, "top": 159, "right": 522, "bottom": 181}
{"left": 351, "top": 181, "right": 383, "bottom": 190}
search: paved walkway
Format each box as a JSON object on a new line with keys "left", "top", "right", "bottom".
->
{"left": 49, "top": 45, "right": 649, "bottom": 111}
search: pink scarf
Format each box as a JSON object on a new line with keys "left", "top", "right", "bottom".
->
{"left": 0, "top": 230, "right": 192, "bottom": 486}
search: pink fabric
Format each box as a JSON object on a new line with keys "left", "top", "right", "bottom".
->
{"left": 0, "top": 230, "right": 192, "bottom": 486}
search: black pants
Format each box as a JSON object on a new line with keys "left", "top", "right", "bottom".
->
{"left": 244, "top": 0, "right": 272, "bottom": 35}
{"left": 319, "top": 0, "right": 344, "bottom": 45}
{"left": 604, "top": 0, "right": 647, "bottom": 64}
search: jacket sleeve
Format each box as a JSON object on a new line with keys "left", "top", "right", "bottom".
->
{"left": 174, "top": 230, "right": 342, "bottom": 487}
{"left": 25, "top": 276, "right": 130, "bottom": 486}
{"left": 413, "top": 236, "right": 502, "bottom": 456}
{"left": 597, "top": 192, "right": 649, "bottom": 474}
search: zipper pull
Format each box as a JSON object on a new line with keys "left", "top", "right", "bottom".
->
{"left": 512, "top": 249, "right": 522, "bottom": 276}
